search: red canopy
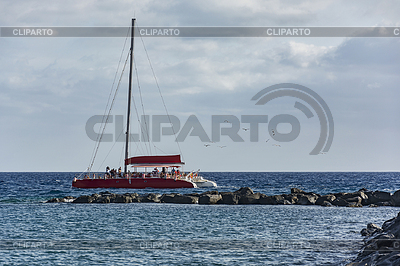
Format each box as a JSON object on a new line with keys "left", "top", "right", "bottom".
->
{"left": 125, "top": 155, "right": 184, "bottom": 167}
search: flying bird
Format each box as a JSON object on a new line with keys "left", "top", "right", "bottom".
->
{"left": 218, "top": 146, "right": 227, "bottom": 148}
{"left": 204, "top": 144, "right": 211, "bottom": 147}
{"left": 242, "top": 128, "right": 249, "bottom": 131}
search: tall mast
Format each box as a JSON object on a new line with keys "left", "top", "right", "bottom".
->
{"left": 124, "top": 18, "right": 135, "bottom": 175}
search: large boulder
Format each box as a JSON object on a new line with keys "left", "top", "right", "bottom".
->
{"left": 315, "top": 195, "right": 336, "bottom": 205}
{"left": 72, "top": 195, "right": 95, "bottom": 203}
{"left": 160, "top": 193, "right": 179, "bottom": 203}
{"left": 391, "top": 190, "right": 400, "bottom": 206}
{"left": 259, "top": 194, "right": 285, "bottom": 205}
{"left": 296, "top": 194, "right": 317, "bottom": 205}
{"left": 175, "top": 194, "right": 198, "bottom": 204}
{"left": 291, "top": 188, "right": 305, "bottom": 194}
{"left": 219, "top": 192, "right": 240, "bottom": 205}
{"left": 139, "top": 193, "right": 161, "bottom": 203}
{"left": 235, "top": 187, "right": 254, "bottom": 195}
{"left": 199, "top": 194, "right": 222, "bottom": 204}
{"left": 332, "top": 197, "right": 348, "bottom": 207}
{"left": 238, "top": 192, "right": 262, "bottom": 204}
{"left": 364, "top": 191, "right": 392, "bottom": 205}
{"left": 347, "top": 212, "right": 400, "bottom": 266}
{"left": 283, "top": 194, "right": 298, "bottom": 204}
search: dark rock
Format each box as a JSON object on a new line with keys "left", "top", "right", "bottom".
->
{"left": 199, "top": 194, "right": 222, "bottom": 204}
{"left": 346, "top": 202, "right": 362, "bottom": 207}
{"left": 94, "top": 195, "right": 112, "bottom": 203}
{"left": 200, "top": 190, "right": 219, "bottom": 196}
{"left": 364, "top": 191, "right": 392, "bottom": 205}
{"left": 321, "top": 201, "right": 333, "bottom": 207}
{"left": 391, "top": 190, "right": 400, "bottom": 206}
{"left": 361, "top": 223, "right": 383, "bottom": 237}
{"left": 345, "top": 196, "right": 362, "bottom": 205}
{"left": 291, "top": 188, "right": 305, "bottom": 194}
{"left": 297, "top": 194, "right": 317, "bottom": 205}
{"left": 258, "top": 195, "right": 276, "bottom": 205}
{"left": 315, "top": 195, "right": 336, "bottom": 205}
{"left": 332, "top": 197, "right": 348, "bottom": 206}
{"left": 238, "top": 192, "right": 262, "bottom": 204}
{"left": 46, "top": 197, "right": 63, "bottom": 203}
{"left": 376, "top": 201, "right": 393, "bottom": 207}
{"left": 259, "top": 194, "right": 285, "bottom": 205}
{"left": 139, "top": 193, "right": 161, "bottom": 203}
{"left": 235, "top": 187, "right": 254, "bottom": 195}
{"left": 282, "top": 200, "right": 292, "bottom": 205}
{"left": 347, "top": 211, "right": 400, "bottom": 265}
{"left": 219, "top": 192, "right": 240, "bottom": 205}
{"left": 160, "top": 193, "right": 179, "bottom": 203}
{"left": 283, "top": 194, "right": 299, "bottom": 204}
{"left": 174, "top": 194, "right": 198, "bottom": 204}
{"left": 72, "top": 195, "right": 95, "bottom": 204}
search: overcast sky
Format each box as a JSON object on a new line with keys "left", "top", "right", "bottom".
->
{"left": 0, "top": 0, "right": 399, "bottom": 172}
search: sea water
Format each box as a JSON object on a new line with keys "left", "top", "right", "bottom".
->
{"left": 0, "top": 172, "right": 399, "bottom": 265}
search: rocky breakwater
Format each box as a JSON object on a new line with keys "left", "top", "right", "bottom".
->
{"left": 347, "top": 211, "right": 400, "bottom": 266}
{"left": 46, "top": 187, "right": 400, "bottom": 207}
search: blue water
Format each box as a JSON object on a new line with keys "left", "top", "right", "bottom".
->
{"left": 1, "top": 172, "right": 400, "bottom": 265}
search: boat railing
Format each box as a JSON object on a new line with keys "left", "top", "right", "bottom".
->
{"left": 74, "top": 172, "right": 200, "bottom": 181}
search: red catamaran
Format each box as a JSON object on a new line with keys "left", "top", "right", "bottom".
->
{"left": 73, "top": 19, "right": 216, "bottom": 189}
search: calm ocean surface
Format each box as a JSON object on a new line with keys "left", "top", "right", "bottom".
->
{"left": 1, "top": 172, "right": 400, "bottom": 265}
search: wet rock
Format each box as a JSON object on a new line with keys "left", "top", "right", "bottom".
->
{"left": 346, "top": 202, "right": 362, "bottom": 207}
{"left": 219, "top": 192, "right": 240, "bottom": 205}
{"left": 258, "top": 194, "right": 285, "bottom": 205}
{"left": 332, "top": 197, "right": 348, "bottom": 207}
{"left": 199, "top": 194, "right": 222, "bottom": 204}
{"left": 258, "top": 195, "right": 275, "bottom": 205}
{"left": 364, "top": 191, "right": 392, "bottom": 205}
{"left": 347, "top": 212, "right": 400, "bottom": 266}
{"left": 139, "top": 193, "right": 161, "bottom": 203}
{"left": 160, "top": 193, "right": 179, "bottom": 203}
{"left": 391, "top": 190, "right": 400, "bottom": 206}
{"left": 291, "top": 188, "right": 305, "bottom": 194}
{"left": 174, "top": 194, "right": 198, "bottom": 204}
{"left": 315, "top": 195, "right": 336, "bottom": 205}
{"left": 200, "top": 190, "right": 219, "bottom": 196}
{"left": 376, "top": 201, "right": 393, "bottom": 207}
{"left": 238, "top": 192, "right": 262, "bottom": 204}
{"left": 46, "top": 197, "right": 63, "bottom": 203}
{"left": 361, "top": 223, "right": 383, "bottom": 237}
{"left": 72, "top": 195, "right": 95, "bottom": 203}
{"left": 321, "top": 201, "right": 333, "bottom": 207}
{"left": 283, "top": 194, "right": 298, "bottom": 204}
{"left": 296, "top": 194, "right": 317, "bottom": 205}
{"left": 345, "top": 196, "right": 362, "bottom": 205}
{"left": 235, "top": 187, "right": 254, "bottom": 195}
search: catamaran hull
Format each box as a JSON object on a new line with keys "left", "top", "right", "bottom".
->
{"left": 193, "top": 180, "right": 217, "bottom": 188}
{"left": 72, "top": 178, "right": 196, "bottom": 189}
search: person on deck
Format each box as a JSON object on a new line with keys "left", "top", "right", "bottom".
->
{"left": 161, "top": 167, "right": 166, "bottom": 178}
{"left": 152, "top": 168, "right": 158, "bottom": 177}
{"left": 105, "top": 166, "right": 110, "bottom": 179}
{"left": 171, "top": 168, "right": 176, "bottom": 177}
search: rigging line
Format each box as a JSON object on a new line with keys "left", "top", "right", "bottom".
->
{"left": 133, "top": 56, "right": 153, "bottom": 155}
{"left": 88, "top": 27, "right": 131, "bottom": 171}
{"left": 90, "top": 51, "right": 131, "bottom": 172}
{"left": 131, "top": 58, "right": 151, "bottom": 156}
{"left": 136, "top": 22, "right": 184, "bottom": 159}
